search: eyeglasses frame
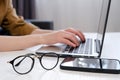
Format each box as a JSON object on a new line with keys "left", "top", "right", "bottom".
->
{"left": 7, "top": 53, "right": 59, "bottom": 75}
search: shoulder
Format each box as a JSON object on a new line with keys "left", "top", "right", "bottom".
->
{"left": 6, "top": 0, "right": 13, "bottom": 7}
{"left": 0, "top": 0, "right": 12, "bottom": 7}
{"left": 1, "top": 0, "right": 13, "bottom": 8}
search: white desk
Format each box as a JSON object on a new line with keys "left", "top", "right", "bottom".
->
{"left": 0, "top": 32, "right": 120, "bottom": 80}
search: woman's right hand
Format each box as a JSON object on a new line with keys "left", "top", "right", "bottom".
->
{"left": 36, "top": 29, "right": 85, "bottom": 47}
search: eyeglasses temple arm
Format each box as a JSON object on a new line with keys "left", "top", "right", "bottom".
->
{"left": 15, "top": 57, "right": 26, "bottom": 67}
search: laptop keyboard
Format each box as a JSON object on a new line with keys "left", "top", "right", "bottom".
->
{"left": 63, "top": 39, "right": 92, "bottom": 54}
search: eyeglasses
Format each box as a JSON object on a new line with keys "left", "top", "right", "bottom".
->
{"left": 7, "top": 53, "right": 59, "bottom": 75}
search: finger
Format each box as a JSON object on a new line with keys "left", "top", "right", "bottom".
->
{"left": 61, "top": 38, "right": 76, "bottom": 47}
{"left": 65, "top": 28, "right": 85, "bottom": 42}
{"left": 63, "top": 32, "right": 79, "bottom": 46}
{"left": 66, "top": 28, "right": 85, "bottom": 41}
{"left": 77, "top": 30, "right": 86, "bottom": 42}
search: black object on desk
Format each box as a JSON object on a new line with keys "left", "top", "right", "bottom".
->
{"left": 60, "top": 57, "right": 120, "bottom": 74}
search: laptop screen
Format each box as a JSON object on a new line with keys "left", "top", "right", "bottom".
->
{"left": 97, "top": 0, "right": 111, "bottom": 56}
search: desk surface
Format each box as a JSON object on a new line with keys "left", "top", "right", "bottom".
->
{"left": 0, "top": 32, "right": 120, "bottom": 80}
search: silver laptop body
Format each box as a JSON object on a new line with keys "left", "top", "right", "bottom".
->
{"left": 36, "top": 0, "right": 111, "bottom": 58}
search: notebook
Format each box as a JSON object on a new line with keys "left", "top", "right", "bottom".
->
{"left": 36, "top": 0, "right": 111, "bottom": 58}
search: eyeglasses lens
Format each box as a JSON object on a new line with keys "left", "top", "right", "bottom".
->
{"left": 13, "top": 56, "right": 33, "bottom": 74}
{"left": 40, "top": 53, "right": 59, "bottom": 70}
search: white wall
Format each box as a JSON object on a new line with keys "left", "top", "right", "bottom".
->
{"left": 107, "top": 0, "right": 120, "bottom": 32}
{"left": 35, "top": 0, "right": 120, "bottom": 32}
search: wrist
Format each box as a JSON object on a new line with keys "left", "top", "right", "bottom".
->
{"left": 31, "top": 29, "right": 53, "bottom": 34}
{"left": 30, "top": 34, "right": 46, "bottom": 45}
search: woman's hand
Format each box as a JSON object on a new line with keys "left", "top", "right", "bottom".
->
{"left": 37, "top": 28, "right": 85, "bottom": 47}
{"left": 64, "top": 28, "right": 85, "bottom": 42}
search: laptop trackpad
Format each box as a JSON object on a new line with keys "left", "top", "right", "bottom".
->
{"left": 37, "top": 44, "right": 66, "bottom": 53}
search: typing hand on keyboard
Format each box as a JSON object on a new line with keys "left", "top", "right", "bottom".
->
{"left": 64, "top": 39, "right": 92, "bottom": 54}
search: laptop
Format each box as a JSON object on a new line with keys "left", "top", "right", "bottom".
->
{"left": 36, "top": 0, "right": 111, "bottom": 58}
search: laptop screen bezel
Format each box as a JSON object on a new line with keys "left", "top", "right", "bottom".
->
{"left": 98, "top": 0, "right": 111, "bottom": 57}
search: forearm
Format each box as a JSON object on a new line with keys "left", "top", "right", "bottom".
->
{"left": 0, "top": 29, "right": 54, "bottom": 52}
{"left": 31, "top": 29, "right": 53, "bottom": 34}
{"left": 0, "top": 35, "right": 41, "bottom": 51}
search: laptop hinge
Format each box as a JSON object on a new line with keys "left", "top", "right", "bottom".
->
{"left": 95, "top": 39, "right": 100, "bottom": 53}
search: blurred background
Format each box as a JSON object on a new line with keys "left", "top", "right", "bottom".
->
{"left": 12, "top": 0, "right": 120, "bottom": 32}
